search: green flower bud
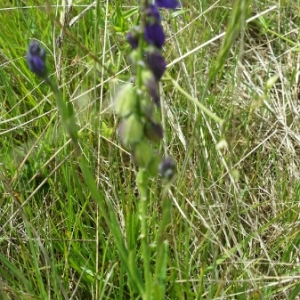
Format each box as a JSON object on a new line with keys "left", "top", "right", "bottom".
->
{"left": 114, "top": 83, "right": 137, "bottom": 117}
{"left": 131, "top": 140, "right": 153, "bottom": 168}
{"left": 118, "top": 114, "right": 143, "bottom": 146}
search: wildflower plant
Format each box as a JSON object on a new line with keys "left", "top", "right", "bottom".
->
{"left": 114, "top": 0, "right": 179, "bottom": 298}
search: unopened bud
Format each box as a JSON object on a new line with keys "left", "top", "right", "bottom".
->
{"left": 158, "top": 156, "right": 176, "bottom": 181}
{"left": 131, "top": 140, "right": 153, "bottom": 168}
{"left": 114, "top": 83, "right": 137, "bottom": 117}
{"left": 118, "top": 114, "right": 143, "bottom": 146}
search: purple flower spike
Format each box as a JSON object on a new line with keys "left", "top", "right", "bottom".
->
{"left": 26, "top": 40, "right": 47, "bottom": 78}
{"left": 144, "top": 23, "right": 165, "bottom": 49}
{"left": 146, "top": 50, "right": 167, "bottom": 80}
{"left": 155, "top": 0, "right": 180, "bottom": 9}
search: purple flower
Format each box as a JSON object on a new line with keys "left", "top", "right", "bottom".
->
{"left": 155, "top": 0, "right": 180, "bottom": 9}
{"left": 146, "top": 49, "right": 166, "bottom": 80}
{"left": 144, "top": 4, "right": 165, "bottom": 49}
{"left": 144, "top": 23, "right": 165, "bottom": 49}
{"left": 26, "top": 40, "right": 47, "bottom": 78}
{"left": 126, "top": 5, "right": 168, "bottom": 50}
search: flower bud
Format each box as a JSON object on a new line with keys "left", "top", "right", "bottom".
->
{"left": 142, "top": 70, "right": 160, "bottom": 107}
{"left": 144, "top": 23, "right": 165, "bottom": 49}
{"left": 144, "top": 120, "right": 163, "bottom": 142}
{"left": 126, "top": 26, "right": 141, "bottom": 49}
{"left": 144, "top": 5, "right": 165, "bottom": 49}
{"left": 147, "top": 153, "right": 161, "bottom": 176}
{"left": 146, "top": 4, "right": 161, "bottom": 22}
{"left": 131, "top": 140, "right": 153, "bottom": 168}
{"left": 146, "top": 48, "right": 166, "bottom": 81}
{"left": 114, "top": 83, "right": 137, "bottom": 117}
{"left": 129, "top": 50, "right": 139, "bottom": 66}
{"left": 26, "top": 40, "right": 47, "bottom": 78}
{"left": 158, "top": 156, "right": 176, "bottom": 181}
{"left": 118, "top": 114, "right": 143, "bottom": 146}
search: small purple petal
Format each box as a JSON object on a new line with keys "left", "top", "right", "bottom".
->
{"left": 146, "top": 50, "right": 166, "bottom": 81}
{"left": 155, "top": 0, "right": 180, "bottom": 9}
{"left": 32, "top": 56, "right": 45, "bottom": 71}
{"left": 144, "top": 23, "right": 165, "bottom": 49}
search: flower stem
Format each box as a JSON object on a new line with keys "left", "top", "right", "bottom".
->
{"left": 137, "top": 169, "right": 152, "bottom": 300}
{"left": 134, "top": 1, "right": 152, "bottom": 299}
{"left": 153, "top": 193, "right": 171, "bottom": 298}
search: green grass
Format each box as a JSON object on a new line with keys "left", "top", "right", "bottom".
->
{"left": 1, "top": 0, "right": 300, "bottom": 299}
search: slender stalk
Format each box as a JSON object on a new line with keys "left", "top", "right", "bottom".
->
{"left": 137, "top": 169, "right": 152, "bottom": 300}
{"left": 153, "top": 192, "right": 172, "bottom": 299}
{"left": 135, "top": 1, "right": 152, "bottom": 299}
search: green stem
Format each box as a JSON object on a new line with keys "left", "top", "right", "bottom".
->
{"left": 135, "top": 1, "right": 152, "bottom": 299}
{"left": 137, "top": 169, "right": 152, "bottom": 300}
{"left": 153, "top": 193, "right": 171, "bottom": 299}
